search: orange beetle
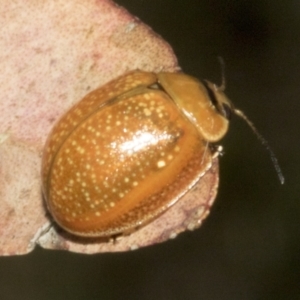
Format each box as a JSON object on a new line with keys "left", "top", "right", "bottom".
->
{"left": 41, "top": 70, "right": 283, "bottom": 238}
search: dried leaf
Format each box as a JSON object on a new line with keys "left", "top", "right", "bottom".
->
{"left": 0, "top": 0, "right": 219, "bottom": 255}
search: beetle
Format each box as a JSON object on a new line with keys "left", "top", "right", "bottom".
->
{"left": 41, "top": 69, "right": 283, "bottom": 238}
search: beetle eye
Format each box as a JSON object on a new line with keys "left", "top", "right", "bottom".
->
{"left": 220, "top": 103, "right": 232, "bottom": 120}
{"left": 200, "top": 80, "right": 218, "bottom": 108}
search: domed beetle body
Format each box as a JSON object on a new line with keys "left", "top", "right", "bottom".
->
{"left": 41, "top": 70, "right": 282, "bottom": 238}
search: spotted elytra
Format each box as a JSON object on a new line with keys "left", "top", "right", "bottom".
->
{"left": 41, "top": 69, "right": 284, "bottom": 238}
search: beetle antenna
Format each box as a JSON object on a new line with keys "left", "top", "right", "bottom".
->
{"left": 217, "top": 56, "right": 226, "bottom": 92}
{"left": 234, "top": 108, "right": 285, "bottom": 184}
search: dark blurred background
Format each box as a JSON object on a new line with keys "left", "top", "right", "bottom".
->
{"left": 1, "top": 1, "right": 299, "bottom": 299}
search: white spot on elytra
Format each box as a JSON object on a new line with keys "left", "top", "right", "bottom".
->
{"left": 143, "top": 108, "right": 151, "bottom": 116}
{"left": 157, "top": 160, "right": 166, "bottom": 168}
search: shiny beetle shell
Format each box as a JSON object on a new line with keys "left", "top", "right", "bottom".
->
{"left": 41, "top": 70, "right": 232, "bottom": 237}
